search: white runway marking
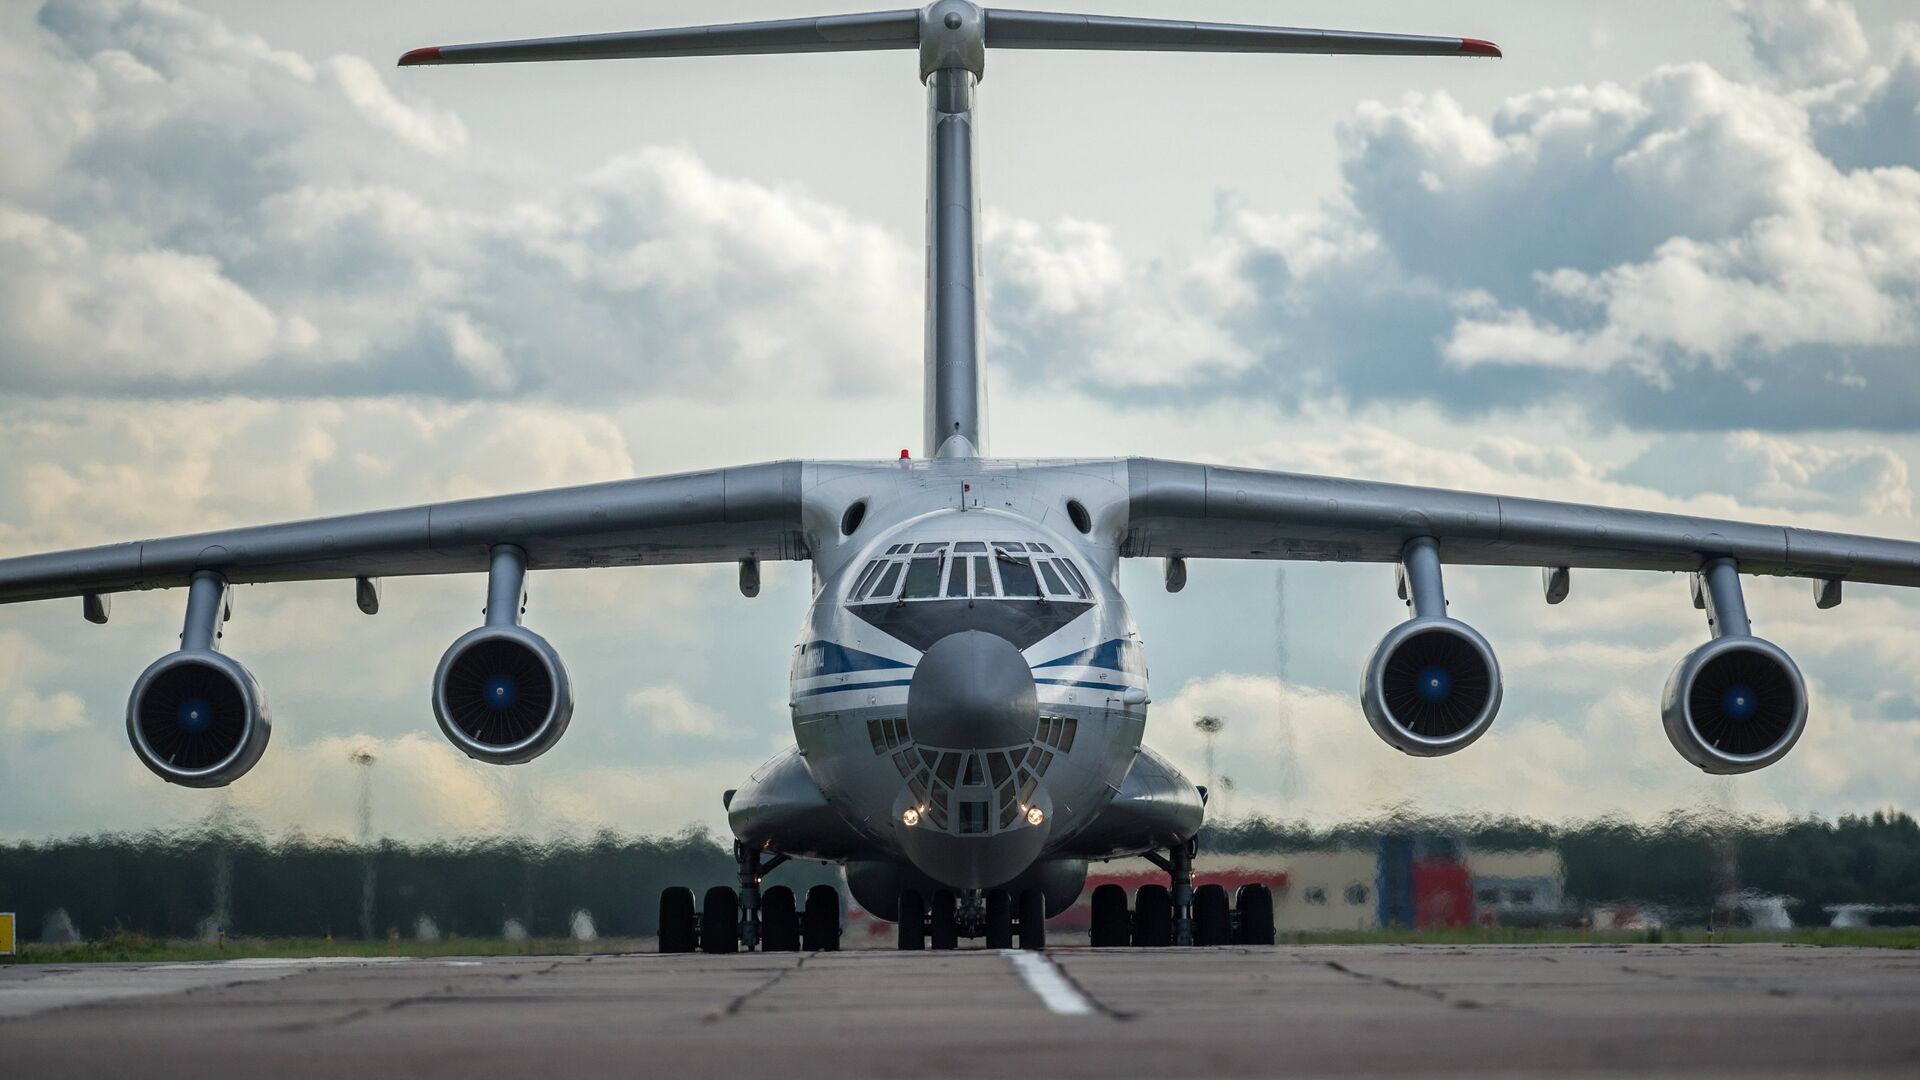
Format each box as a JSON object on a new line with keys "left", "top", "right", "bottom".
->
{"left": 1002, "top": 950, "right": 1094, "bottom": 1016}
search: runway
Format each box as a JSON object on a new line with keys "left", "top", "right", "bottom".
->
{"left": 4, "top": 945, "right": 1919, "bottom": 1077}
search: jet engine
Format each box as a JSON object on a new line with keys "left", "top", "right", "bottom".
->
{"left": 432, "top": 545, "right": 573, "bottom": 764}
{"left": 126, "top": 572, "right": 271, "bottom": 787}
{"left": 1661, "top": 560, "right": 1807, "bottom": 774}
{"left": 1360, "top": 537, "right": 1502, "bottom": 756}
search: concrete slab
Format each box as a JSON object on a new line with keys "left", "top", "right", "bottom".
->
{"left": 0, "top": 945, "right": 1915, "bottom": 1078}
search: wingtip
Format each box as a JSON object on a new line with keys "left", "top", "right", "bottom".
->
{"left": 1459, "top": 38, "right": 1502, "bottom": 58}
{"left": 397, "top": 46, "right": 442, "bottom": 67}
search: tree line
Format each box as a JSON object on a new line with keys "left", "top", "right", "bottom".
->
{"left": 2, "top": 810, "right": 1915, "bottom": 941}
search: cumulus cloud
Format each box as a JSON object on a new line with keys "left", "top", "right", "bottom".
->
{"left": 987, "top": 1, "right": 1920, "bottom": 432}
{"left": 0, "top": 0, "right": 917, "bottom": 400}
{"left": 624, "top": 684, "right": 729, "bottom": 738}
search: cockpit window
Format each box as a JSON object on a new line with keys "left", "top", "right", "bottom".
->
{"left": 1037, "top": 560, "right": 1068, "bottom": 596}
{"left": 946, "top": 558, "right": 970, "bottom": 597}
{"left": 901, "top": 556, "right": 944, "bottom": 599}
{"left": 972, "top": 555, "right": 996, "bottom": 597}
{"left": 848, "top": 542, "right": 1093, "bottom": 606}
{"left": 1056, "top": 558, "right": 1092, "bottom": 597}
{"left": 869, "top": 561, "right": 903, "bottom": 599}
{"left": 996, "top": 552, "right": 1041, "bottom": 597}
{"left": 849, "top": 560, "right": 884, "bottom": 599}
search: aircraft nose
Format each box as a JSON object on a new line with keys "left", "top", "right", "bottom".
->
{"left": 907, "top": 630, "right": 1037, "bottom": 748}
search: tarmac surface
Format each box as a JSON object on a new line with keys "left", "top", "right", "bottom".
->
{"left": 3, "top": 944, "right": 1919, "bottom": 1077}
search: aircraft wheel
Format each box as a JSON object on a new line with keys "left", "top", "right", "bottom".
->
{"left": 702, "top": 886, "right": 739, "bottom": 954}
{"left": 762, "top": 885, "right": 800, "bottom": 952}
{"left": 1017, "top": 889, "right": 1048, "bottom": 951}
{"left": 930, "top": 890, "right": 959, "bottom": 951}
{"left": 659, "top": 886, "right": 697, "bottom": 953}
{"left": 1194, "top": 883, "right": 1231, "bottom": 946}
{"left": 1234, "top": 884, "right": 1276, "bottom": 946}
{"left": 984, "top": 889, "right": 1014, "bottom": 949}
{"left": 1133, "top": 884, "right": 1173, "bottom": 947}
{"left": 897, "top": 889, "right": 926, "bottom": 951}
{"left": 1089, "top": 883, "right": 1130, "bottom": 948}
{"left": 803, "top": 884, "right": 841, "bottom": 951}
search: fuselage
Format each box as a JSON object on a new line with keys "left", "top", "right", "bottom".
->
{"left": 743, "top": 457, "right": 1172, "bottom": 893}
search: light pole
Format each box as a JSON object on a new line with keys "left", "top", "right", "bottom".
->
{"left": 352, "top": 749, "right": 376, "bottom": 940}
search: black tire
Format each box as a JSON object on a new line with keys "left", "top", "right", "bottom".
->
{"left": 762, "top": 885, "right": 800, "bottom": 952}
{"left": 803, "top": 884, "right": 841, "bottom": 951}
{"left": 659, "top": 886, "right": 697, "bottom": 953}
{"left": 1017, "top": 888, "right": 1048, "bottom": 951}
{"left": 1234, "top": 883, "right": 1276, "bottom": 946}
{"left": 1133, "top": 884, "right": 1173, "bottom": 947}
{"left": 702, "top": 886, "right": 739, "bottom": 954}
{"left": 984, "top": 890, "right": 1014, "bottom": 949}
{"left": 930, "top": 890, "right": 959, "bottom": 951}
{"left": 1194, "top": 883, "right": 1231, "bottom": 946}
{"left": 1089, "top": 883, "right": 1130, "bottom": 948}
{"left": 897, "top": 888, "right": 926, "bottom": 951}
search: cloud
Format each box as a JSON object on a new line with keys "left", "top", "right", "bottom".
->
{"left": 1735, "top": 0, "right": 1870, "bottom": 87}
{"left": 986, "top": 1, "right": 1920, "bottom": 432}
{"left": 0, "top": 0, "right": 918, "bottom": 401}
{"left": 624, "top": 684, "right": 729, "bottom": 738}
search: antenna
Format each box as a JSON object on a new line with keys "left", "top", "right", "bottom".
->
{"left": 400, "top": 3, "right": 1500, "bottom": 458}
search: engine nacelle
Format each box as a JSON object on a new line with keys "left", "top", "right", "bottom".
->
{"left": 1361, "top": 618, "right": 1503, "bottom": 756}
{"left": 432, "top": 625, "right": 573, "bottom": 764}
{"left": 127, "top": 651, "right": 272, "bottom": 787}
{"left": 1661, "top": 636, "right": 1806, "bottom": 774}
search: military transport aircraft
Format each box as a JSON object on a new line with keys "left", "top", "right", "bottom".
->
{"left": 4, "top": 3, "right": 1916, "bottom": 953}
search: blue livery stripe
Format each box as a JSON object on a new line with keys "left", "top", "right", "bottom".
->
{"left": 792, "top": 641, "right": 913, "bottom": 680}
{"left": 1033, "top": 637, "right": 1142, "bottom": 673}
{"left": 792, "top": 679, "right": 915, "bottom": 700}
{"left": 1035, "top": 678, "right": 1137, "bottom": 693}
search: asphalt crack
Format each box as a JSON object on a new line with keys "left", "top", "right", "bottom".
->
{"left": 704, "top": 954, "right": 810, "bottom": 1023}
{"left": 1320, "top": 959, "right": 1486, "bottom": 1010}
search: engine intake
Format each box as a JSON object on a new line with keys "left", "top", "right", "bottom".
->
{"left": 127, "top": 651, "right": 271, "bottom": 787}
{"left": 1661, "top": 636, "right": 1806, "bottom": 774}
{"left": 433, "top": 625, "right": 573, "bottom": 764}
{"left": 1362, "top": 618, "right": 1502, "bottom": 756}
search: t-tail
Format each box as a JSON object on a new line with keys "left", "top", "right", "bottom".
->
{"left": 399, "top": 4, "right": 1500, "bottom": 459}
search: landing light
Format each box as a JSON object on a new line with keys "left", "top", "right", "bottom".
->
{"left": 1025, "top": 806, "right": 1045, "bottom": 826}
{"left": 902, "top": 807, "right": 921, "bottom": 827}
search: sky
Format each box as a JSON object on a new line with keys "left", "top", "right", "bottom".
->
{"left": 0, "top": 0, "right": 1917, "bottom": 843}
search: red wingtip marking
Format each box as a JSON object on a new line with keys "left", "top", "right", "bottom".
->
{"left": 397, "top": 46, "right": 442, "bottom": 67}
{"left": 1459, "top": 38, "right": 1502, "bottom": 58}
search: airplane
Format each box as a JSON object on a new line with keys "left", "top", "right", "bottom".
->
{"left": 3, "top": 2, "right": 1915, "bottom": 954}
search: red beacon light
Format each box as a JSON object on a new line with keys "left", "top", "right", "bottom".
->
{"left": 899, "top": 449, "right": 911, "bottom": 460}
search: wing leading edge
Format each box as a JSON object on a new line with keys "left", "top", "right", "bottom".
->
{"left": 0, "top": 462, "right": 806, "bottom": 606}
{"left": 1123, "top": 458, "right": 1920, "bottom": 589}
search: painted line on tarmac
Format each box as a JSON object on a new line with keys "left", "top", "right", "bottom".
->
{"left": 1002, "top": 950, "right": 1095, "bottom": 1016}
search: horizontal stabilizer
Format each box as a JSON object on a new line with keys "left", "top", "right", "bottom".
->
{"left": 399, "top": 6, "right": 1500, "bottom": 68}
{"left": 984, "top": 10, "right": 1500, "bottom": 57}
{"left": 399, "top": 10, "right": 920, "bottom": 66}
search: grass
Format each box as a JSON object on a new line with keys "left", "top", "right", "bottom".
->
{"left": 6, "top": 926, "right": 1918, "bottom": 962}
{"left": 5, "top": 931, "right": 639, "bottom": 964}
{"left": 1279, "top": 927, "right": 1920, "bottom": 949}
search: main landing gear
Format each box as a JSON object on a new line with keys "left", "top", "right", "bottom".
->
{"left": 1087, "top": 838, "right": 1276, "bottom": 948}
{"left": 897, "top": 887, "right": 1048, "bottom": 951}
{"left": 658, "top": 842, "right": 842, "bottom": 954}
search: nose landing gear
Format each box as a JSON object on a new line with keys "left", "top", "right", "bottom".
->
{"left": 895, "top": 887, "right": 1047, "bottom": 950}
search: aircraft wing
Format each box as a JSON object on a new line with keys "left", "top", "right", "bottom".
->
{"left": 1121, "top": 457, "right": 1920, "bottom": 592}
{"left": 0, "top": 461, "right": 806, "bottom": 607}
